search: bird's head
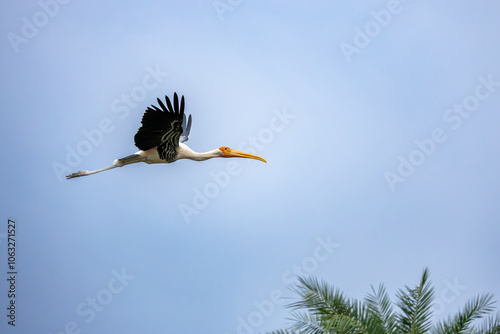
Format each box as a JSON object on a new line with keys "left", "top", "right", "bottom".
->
{"left": 219, "top": 147, "right": 267, "bottom": 163}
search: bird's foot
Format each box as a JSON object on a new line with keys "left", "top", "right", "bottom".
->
{"left": 66, "top": 171, "right": 90, "bottom": 179}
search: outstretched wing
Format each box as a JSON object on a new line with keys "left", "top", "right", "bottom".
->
{"left": 134, "top": 93, "right": 185, "bottom": 162}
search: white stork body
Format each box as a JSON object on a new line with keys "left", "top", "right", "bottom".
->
{"left": 139, "top": 143, "right": 221, "bottom": 164}
{"left": 66, "top": 93, "right": 265, "bottom": 179}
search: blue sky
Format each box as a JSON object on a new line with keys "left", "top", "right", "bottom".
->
{"left": 1, "top": 1, "right": 500, "bottom": 333}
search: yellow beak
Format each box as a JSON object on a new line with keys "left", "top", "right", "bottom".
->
{"left": 225, "top": 149, "right": 267, "bottom": 163}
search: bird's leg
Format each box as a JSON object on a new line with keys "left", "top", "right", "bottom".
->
{"left": 66, "top": 153, "right": 145, "bottom": 179}
{"left": 66, "top": 164, "right": 120, "bottom": 179}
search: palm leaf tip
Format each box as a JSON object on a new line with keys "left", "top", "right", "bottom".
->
{"left": 435, "top": 293, "right": 497, "bottom": 334}
{"left": 289, "top": 276, "right": 351, "bottom": 317}
{"left": 474, "top": 313, "right": 500, "bottom": 334}
{"left": 365, "top": 284, "right": 396, "bottom": 333}
{"left": 396, "top": 268, "right": 435, "bottom": 334}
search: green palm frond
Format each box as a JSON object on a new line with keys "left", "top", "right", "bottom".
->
{"left": 287, "top": 277, "right": 380, "bottom": 334}
{"left": 289, "top": 311, "right": 325, "bottom": 334}
{"left": 288, "top": 308, "right": 370, "bottom": 334}
{"left": 322, "top": 314, "right": 369, "bottom": 334}
{"left": 347, "top": 299, "right": 388, "bottom": 334}
{"left": 433, "top": 293, "right": 496, "bottom": 334}
{"left": 322, "top": 299, "right": 374, "bottom": 334}
{"left": 267, "top": 269, "right": 497, "bottom": 334}
{"left": 472, "top": 313, "right": 500, "bottom": 334}
{"left": 289, "top": 276, "right": 352, "bottom": 317}
{"left": 396, "top": 268, "right": 435, "bottom": 334}
{"left": 365, "top": 284, "right": 397, "bottom": 334}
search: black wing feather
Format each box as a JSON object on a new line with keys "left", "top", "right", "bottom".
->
{"left": 173, "top": 94, "right": 179, "bottom": 113}
{"left": 165, "top": 95, "right": 174, "bottom": 114}
{"left": 134, "top": 93, "right": 185, "bottom": 162}
{"left": 156, "top": 97, "right": 168, "bottom": 113}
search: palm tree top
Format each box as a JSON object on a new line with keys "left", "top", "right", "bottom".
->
{"left": 268, "top": 268, "right": 500, "bottom": 334}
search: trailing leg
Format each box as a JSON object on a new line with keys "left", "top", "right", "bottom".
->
{"left": 66, "top": 152, "right": 145, "bottom": 179}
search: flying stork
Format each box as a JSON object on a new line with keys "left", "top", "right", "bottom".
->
{"left": 66, "top": 93, "right": 266, "bottom": 179}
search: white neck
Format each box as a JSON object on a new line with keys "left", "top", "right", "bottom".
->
{"left": 177, "top": 143, "right": 221, "bottom": 161}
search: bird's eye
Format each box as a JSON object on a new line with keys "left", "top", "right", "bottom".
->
{"left": 219, "top": 146, "right": 231, "bottom": 154}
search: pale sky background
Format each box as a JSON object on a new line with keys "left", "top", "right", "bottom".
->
{"left": 1, "top": 1, "right": 500, "bottom": 334}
